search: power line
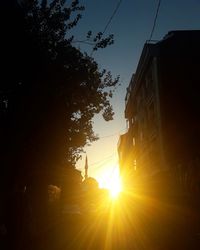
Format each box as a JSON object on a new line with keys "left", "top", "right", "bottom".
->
{"left": 91, "top": 0, "right": 123, "bottom": 56}
{"left": 149, "top": 0, "right": 162, "bottom": 41}
{"left": 98, "top": 129, "right": 126, "bottom": 139}
{"left": 99, "top": 133, "right": 119, "bottom": 139}
{"left": 72, "top": 1, "right": 122, "bottom": 52}
{"left": 89, "top": 153, "right": 116, "bottom": 168}
{"left": 72, "top": 40, "right": 95, "bottom": 46}
{"left": 102, "top": 0, "right": 123, "bottom": 36}
{"left": 91, "top": 157, "right": 119, "bottom": 171}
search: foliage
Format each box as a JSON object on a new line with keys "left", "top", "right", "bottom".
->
{"left": 0, "top": 0, "right": 119, "bottom": 172}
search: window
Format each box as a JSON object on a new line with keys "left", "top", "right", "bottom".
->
{"left": 134, "top": 159, "right": 137, "bottom": 170}
{"left": 140, "top": 131, "right": 143, "bottom": 141}
{"left": 133, "top": 137, "right": 136, "bottom": 146}
{"left": 148, "top": 101, "right": 156, "bottom": 134}
{"left": 145, "top": 67, "right": 154, "bottom": 98}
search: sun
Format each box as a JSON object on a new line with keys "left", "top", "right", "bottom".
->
{"left": 96, "top": 163, "right": 123, "bottom": 199}
{"left": 109, "top": 177, "right": 122, "bottom": 199}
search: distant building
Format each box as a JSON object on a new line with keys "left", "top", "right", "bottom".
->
{"left": 84, "top": 155, "right": 89, "bottom": 180}
{"left": 118, "top": 30, "right": 200, "bottom": 191}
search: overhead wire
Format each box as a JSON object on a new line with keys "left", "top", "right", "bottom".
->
{"left": 101, "top": 0, "right": 123, "bottom": 36}
{"left": 91, "top": 0, "right": 123, "bottom": 56}
{"left": 72, "top": 1, "right": 123, "bottom": 51}
{"left": 98, "top": 129, "right": 126, "bottom": 139}
{"left": 149, "top": 0, "right": 162, "bottom": 41}
{"left": 89, "top": 153, "right": 117, "bottom": 168}
{"left": 99, "top": 133, "right": 119, "bottom": 139}
{"left": 91, "top": 158, "right": 119, "bottom": 172}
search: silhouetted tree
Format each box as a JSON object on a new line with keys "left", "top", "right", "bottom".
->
{"left": 0, "top": 0, "right": 119, "bottom": 184}
{"left": 21, "top": 0, "right": 118, "bottom": 163}
{"left": 0, "top": 0, "right": 119, "bottom": 247}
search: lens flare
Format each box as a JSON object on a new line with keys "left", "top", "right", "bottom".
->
{"left": 109, "top": 176, "right": 122, "bottom": 199}
{"left": 96, "top": 162, "right": 123, "bottom": 200}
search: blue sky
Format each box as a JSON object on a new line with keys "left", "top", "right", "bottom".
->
{"left": 73, "top": 0, "right": 200, "bottom": 184}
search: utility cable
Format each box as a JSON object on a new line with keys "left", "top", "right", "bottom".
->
{"left": 89, "top": 153, "right": 117, "bottom": 168}
{"left": 73, "top": 1, "right": 123, "bottom": 50}
{"left": 98, "top": 129, "right": 126, "bottom": 139}
{"left": 149, "top": 0, "right": 162, "bottom": 41}
{"left": 91, "top": 0, "right": 123, "bottom": 56}
{"left": 91, "top": 157, "right": 119, "bottom": 171}
{"left": 102, "top": 0, "right": 123, "bottom": 36}
{"left": 99, "top": 133, "right": 119, "bottom": 139}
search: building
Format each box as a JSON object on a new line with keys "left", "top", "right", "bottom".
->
{"left": 118, "top": 30, "right": 200, "bottom": 191}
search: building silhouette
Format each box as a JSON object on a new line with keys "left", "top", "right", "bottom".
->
{"left": 118, "top": 30, "right": 200, "bottom": 192}
{"left": 84, "top": 155, "right": 88, "bottom": 180}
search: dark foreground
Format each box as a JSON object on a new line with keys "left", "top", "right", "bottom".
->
{"left": 0, "top": 191, "right": 200, "bottom": 250}
{"left": 1, "top": 193, "right": 200, "bottom": 250}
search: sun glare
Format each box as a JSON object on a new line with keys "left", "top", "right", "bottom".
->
{"left": 96, "top": 163, "right": 123, "bottom": 199}
{"left": 109, "top": 177, "right": 122, "bottom": 199}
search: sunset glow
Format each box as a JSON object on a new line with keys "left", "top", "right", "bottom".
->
{"left": 108, "top": 174, "right": 122, "bottom": 199}
{"left": 97, "top": 164, "right": 122, "bottom": 199}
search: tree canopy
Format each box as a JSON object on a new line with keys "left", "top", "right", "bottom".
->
{"left": 0, "top": 0, "right": 119, "bottom": 185}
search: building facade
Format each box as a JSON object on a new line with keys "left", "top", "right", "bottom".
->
{"left": 118, "top": 31, "right": 200, "bottom": 191}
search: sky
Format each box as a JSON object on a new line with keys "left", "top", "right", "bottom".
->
{"left": 73, "top": 0, "right": 200, "bottom": 187}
